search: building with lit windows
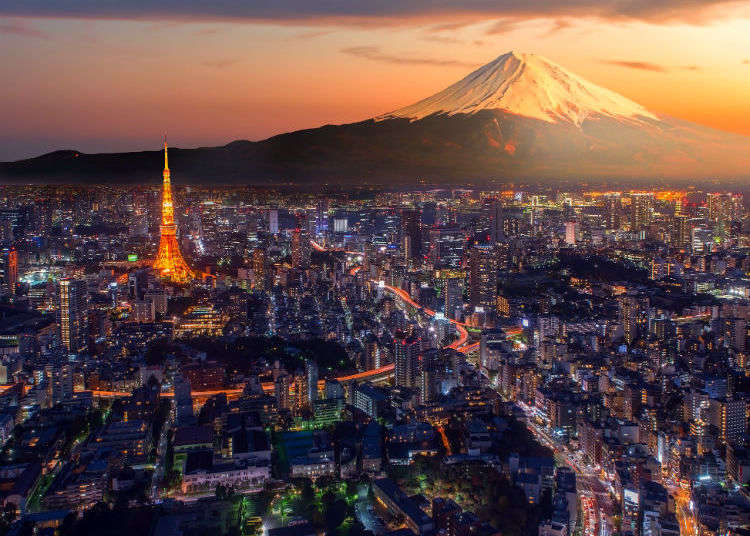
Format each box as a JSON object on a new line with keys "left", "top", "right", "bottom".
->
{"left": 58, "top": 278, "right": 88, "bottom": 354}
{"left": 468, "top": 245, "right": 497, "bottom": 311}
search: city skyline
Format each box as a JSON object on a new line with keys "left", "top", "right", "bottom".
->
{"left": 3, "top": 4, "right": 750, "bottom": 535}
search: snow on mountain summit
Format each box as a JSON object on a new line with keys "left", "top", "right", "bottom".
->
{"left": 378, "top": 51, "right": 658, "bottom": 126}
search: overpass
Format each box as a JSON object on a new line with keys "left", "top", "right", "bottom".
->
{"left": 375, "top": 281, "right": 476, "bottom": 354}
{"left": 87, "top": 364, "right": 396, "bottom": 400}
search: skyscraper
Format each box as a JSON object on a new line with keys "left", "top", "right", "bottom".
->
{"left": 173, "top": 375, "right": 194, "bottom": 426}
{"left": 443, "top": 275, "right": 463, "bottom": 320}
{"left": 564, "top": 222, "right": 578, "bottom": 245}
{"left": 629, "top": 193, "right": 653, "bottom": 232}
{"left": 45, "top": 363, "right": 73, "bottom": 407}
{"left": 490, "top": 201, "right": 522, "bottom": 243}
{"left": 275, "top": 374, "right": 292, "bottom": 410}
{"left": 153, "top": 139, "right": 194, "bottom": 283}
{"left": 618, "top": 294, "right": 643, "bottom": 346}
{"left": 672, "top": 214, "right": 692, "bottom": 249}
{"left": 468, "top": 245, "right": 497, "bottom": 310}
{"left": 707, "top": 193, "right": 743, "bottom": 224}
{"left": 401, "top": 209, "right": 422, "bottom": 260}
{"left": 603, "top": 194, "right": 621, "bottom": 230}
{"left": 394, "top": 332, "right": 422, "bottom": 389}
{"left": 58, "top": 278, "right": 88, "bottom": 354}
{"left": 268, "top": 209, "right": 279, "bottom": 234}
{"left": 291, "top": 228, "right": 310, "bottom": 268}
{"left": 252, "top": 248, "right": 267, "bottom": 290}
{"left": 305, "top": 359, "right": 319, "bottom": 404}
{"left": 1, "top": 247, "right": 17, "bottom": 297}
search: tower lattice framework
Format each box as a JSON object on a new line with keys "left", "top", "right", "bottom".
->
{"left": 153, "top": 140, "right": 194, "bottom": 283}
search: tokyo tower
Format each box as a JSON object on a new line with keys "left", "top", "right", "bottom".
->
{"left": 153, "top": 139, "right": 194, "bottom": 283}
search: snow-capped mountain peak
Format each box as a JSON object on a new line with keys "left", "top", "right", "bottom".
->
{"left": 378, "top": 51, "right": 658, "bottom": 126}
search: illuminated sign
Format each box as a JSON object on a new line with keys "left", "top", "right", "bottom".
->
{"left": 128, "top": 254, "right": 138, "bottom": 262}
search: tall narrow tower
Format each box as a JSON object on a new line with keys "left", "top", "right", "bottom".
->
{"left": 153, "top": 139, "right": 194, "bottom": 283}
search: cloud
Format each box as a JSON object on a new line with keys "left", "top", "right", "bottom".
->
{"left": 202, "top": 58, "right": 242, "bottom": 69}
{"left": 600, "top": 59, "right": 705, "bottom": 73}
{"left": 341, "top": 46, "right": 478, "bottom": 68}
{"left": 0, "top": 21, "right": 47, "bottom": 38}
{"left": 601, "top": 59, "right": 669, "bottom": 72}
{"left": 294, "top": 29, "right": 333, "bottom": 39}
{"left": 420, "top": 34, "right": 463, "bottom": 44}
{"left": 428, "top": 21, "right": 478, "bottom": 32}
{"left": 485, "top": 18, "right": 523, "bottom": 34}
{"left": 0, "top": 0, "right": 744, "bottom": 25}
{"left": 541, "top": 18, "right": 573, "bottom": 36}
{"left": 744, "top": 59, "right": 750, "bottom": 65}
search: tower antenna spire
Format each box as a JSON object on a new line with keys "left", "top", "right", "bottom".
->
{"left": 163, "top": 134, "right": 169, "bottom": 171}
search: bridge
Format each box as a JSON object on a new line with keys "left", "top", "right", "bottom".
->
{"left": 86, "top": 364, "right": 396, "bottom": 400}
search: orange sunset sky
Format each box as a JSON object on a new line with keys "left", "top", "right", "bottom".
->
{"left": 1, "top": 0, "right": 749, "bottom": 160}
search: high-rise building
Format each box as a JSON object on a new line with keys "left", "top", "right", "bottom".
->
{"left": 672, "top": 214, "right": 692, "bottom": 248}
{"left": 291, "top": 228, "right": 310, "bottom": 268}
{"left": 314, "top": 201, "right": 329, "bottom": 236}
{"left": 618, "top": 294, "right": 643, "bottom": 346}
{"left": 0, "top": 247, "right": 18, "bottom": 297}
{"left": 629, "top": 193, "right": 653, "bottom": 232}
{"left": 45, "top": 363, "right": 73, "bottom": 406}
{"left": 604, "top": 194, "right": 621, "bottom": 230}
{"left": 419, "top": 348, "right": 439, "bottom": 404}
{"left": 268, "top": 209, "right": 279, "bottom": 234}
{"left": 401, "top": 209, "right": 422, "bottom": 260}
{"left": 173, "top": 375, "right": 194, "bottom": 426}
{"left": 251, "top": 248, "right": 267, "bottom": 290}
{"left": 305, "top": 359, "right": 319, "bottom": 404}
{"left": 58, "top": 278, "right": 88, "bottom": 354}
{"left": 468, "top": 245, "right": 497, "bottom": 310}
{"left": 443, "top": 275, "right": 463, "bottom": 320}
{"left": 275, "top": 374, "right": 292, "bottom": 411}
{"left": 394, "top": 333, "right": 422, "bottom": 389}
{"left": 490, "top": 201, "right": 522, "bottom": 243}
{"left": 707, "top": 192, "right": 743, "bottom": 224}
{"left": 563, "top": 222, "right": 578, "bottom": 245}
{"left": 153, "top": 140, "right": 194, "bottom": 283}
{"left": 710, "top": 397, "right": 746, "bottom": 443}
{"left": 622, "top": 486, "right": 640, "bottom": 536}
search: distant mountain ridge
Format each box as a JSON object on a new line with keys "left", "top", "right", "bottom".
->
{"left": 3, "top": 51, "right": 749, "bottom": 184}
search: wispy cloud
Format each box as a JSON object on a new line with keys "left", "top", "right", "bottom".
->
{"left": 601, "top": 59, "right": 705, "bottom": 73}
{"left": 420, "top": 34, "right": 463, "bottom": 44}
{"left": 540, "top": 18, "right": 573, "bottom": 36}
{"left": 428, "top": 21, "right": 477, "bottom": 32}
{"left": 485, "top": 18, "right": 522, "bottom": 35}
{"left": 341, "top": 46, "right": 477, "bottom": 68}
{"left": 202, "top": 58, "right": 242, "bottom": 69}
{"left": 0, "top": 21, "right": 47, "bottom": 39}
{"left": 294, "top": 29, "right": 333, "bottom": 39}
{"left": 600, "top": 59, "right": 669, "bottom": 72}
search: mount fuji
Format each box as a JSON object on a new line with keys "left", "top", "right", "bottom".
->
{"left": 3, "top": 51, "right": 749, "bottom": 184}
{"left": 379, "top": 51, "right": 658, "bottom": 126}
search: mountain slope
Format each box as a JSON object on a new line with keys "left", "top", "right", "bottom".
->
{"left": 379, "top": 51, "right": 657, "bottom": 126}
{"left": 2, "top": 51, "right": 749, "bottom": 184}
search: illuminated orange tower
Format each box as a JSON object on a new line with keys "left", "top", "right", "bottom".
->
{"left": 153, "top": 139, "right": 194, "bottom": 283}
